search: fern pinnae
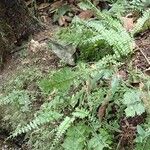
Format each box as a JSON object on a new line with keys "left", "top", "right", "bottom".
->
{"left": 50, "top": 116, "right": 75, "bottom": 150}
{"left": 72, "top": 108, "right": 90, "bottom": 119}
{"left": 132, "top": 9, "right": 150, "bottom": 35}
{"left": 12, "top": 111, "right": 62, "bottom": 137}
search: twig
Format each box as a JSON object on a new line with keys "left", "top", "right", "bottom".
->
{"left": 136, "top": 46, "right": 150, "bottom": 66}
{"left": 116, "top": 136, "right": 123, "bottom": 150}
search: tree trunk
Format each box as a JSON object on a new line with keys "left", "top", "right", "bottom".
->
{"left": 0, "top": 0, "right": 39, "bottom": 68}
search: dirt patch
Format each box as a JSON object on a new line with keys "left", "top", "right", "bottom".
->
{"left": 0, "top": 22, "right": 60, "bottom": 87}
{"left": 117, "top": 113, "right": 146, "bottom": 149}
{"left": 132, "top": 30, "right": 150, "bottom": 71}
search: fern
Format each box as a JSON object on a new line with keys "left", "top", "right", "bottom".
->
{"left": 88, "top": 133, "right": 111, "bottom": 150}
{"left": 58, "top": 1, "right": 134, "bottom": 63}
{"left": 12, "top": 110, "right": 62, "bottom": 137}
{"left": 130, "top": 0, "right": 150, "bottom": 10}
{"left": 0, "top": 90, "right": 29, "bottom": 105}
{"left": 52, "top": 108, "right": 89, "bottom": 148}
{"left": 0, "top": 90, "right": 32, "bottom": 112}
{"left": 1, "top": 1, "right": 149, "bottom": 149}
{"left": 39, "top": 68, "right": 78, "bottom": 94}
{"left": 83, "top": 20, "right": 133, "bottom": 58}
{"left": 72, "top": 108, "right": 89, "bottom": 119}
{"left": 62, "top": 123, "right": 91, "bottom": 150}
{"left": 56, "top": 116, "right": 75, "bottom": 139}
{"left": 50, "top": 116, "right": 75, "bottom": 149}
{"left": 132, "top": 9, "right": 150, "bottom": 35}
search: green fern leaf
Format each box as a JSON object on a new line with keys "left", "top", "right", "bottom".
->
{"left": 132, "top": 9, "right": 150, "bottom": 35}
{"left": 88, "top": 133, "right": 110, "bottom": 150}
{"left": 56, "top": 116, "right": 75, "bottom": 138}
{"left": 62, "top": 123, "right": 91, "bottom": 150}
{"left": 12, "top": 111, "right": 62, "bottom": 137}
{"left": 39, "top": 68, "right": 77, "bottom": 94}
{"left": 72, "top": 108, "right": 89, "bottom": 119}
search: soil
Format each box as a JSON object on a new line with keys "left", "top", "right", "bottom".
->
{"left": 118, "top": 113, "right": 147, "bottom": 149}
{"left": 0, "top": 21, "right": 60, "bottom": 87}
{"left": 132, "top": 30, "right": 150, "bottom": 70}
{"left": 116, "top": 30, "right": 150, "bottom": 149}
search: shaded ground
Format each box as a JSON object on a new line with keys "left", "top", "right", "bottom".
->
{"left": 0, "top": 22, "right": 60, "bottom": 87}
{"left": 133, "top": 30, "right": 150, "bottom": 70}
{"left": 116, "top": 30, "right": 150, "bottom": 149}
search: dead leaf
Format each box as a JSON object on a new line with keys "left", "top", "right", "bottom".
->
{"left": 28, "top": 39, "right": 48, "bottom": 53}
{"left": 97, "top": 93, "right": 111, "bottom": 121}
{"left": 121, "top": 15, "right": 134, "bottom": 32}
{"left": 63, "top": 15, "right": 72, "bottom": 22}
{"left": 130, "top": 81, "right": 140, "bottom": 88}
{"left": 38, "top": 3, "right": 50, "bottom": 10}
{"left": 58, "top": 16, "right": 67, "bottom": 26}
{"left": 78, "top": 10, "right": 93, "bottom": 20}
{"left": 98, "top": 104, "right": 107, "bottom": 121}
{"left": 22, "top": 59, "right": 30, "bottom": 65}
{"left": 68, "top": 0, "right": 75, "bottom": 4}
{"left": 50, "top": 1, "right": 64, "bottom": 10}
{"left": 117, "top": 70, "right": 127, "bottom": 80}
{"left": 145, "top": 67, "right": 150, "bottom": 76}
{"left": 85, "top": 78, "right": 92, "bottom": 93}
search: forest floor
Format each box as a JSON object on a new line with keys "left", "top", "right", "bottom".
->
{"left": 0, "top": 21, "right": 150, "bottom": 150}
{"left": 0, "top": 1, "right": 150, "bottom": 149}
{"left": 1, "top": 24, "right": 150, "bottom": 87}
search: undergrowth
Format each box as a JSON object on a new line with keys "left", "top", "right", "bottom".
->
{"left": 0, "top": 0, "right": 150, "bottom": 150}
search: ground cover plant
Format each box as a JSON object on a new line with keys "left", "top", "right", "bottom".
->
{"left": 0, "top": 0, "right": 150, "bottom": 149}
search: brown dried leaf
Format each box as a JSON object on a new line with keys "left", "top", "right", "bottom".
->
{"left": 97, "top": 93, "right": 111, "bottom": 121}
{"left": 85, "top": 78, "right": 92, "bottom": 93}
{"left": 51, "top": 1, "right": 64, "bottom": 10}
{"left": 121, "top": 16, "right": 134, "bottom": 32}
{"left": 58, "top": 16, "right": 67, "bottom": 26}
{"left": 63, "top": 15, "right": 72, "bottom": 22}
{"left": 38, "top": 3, "right": 50, "bottom": 10}
{"left": 117, "top": 70, "right": 128, "bottom": 80}
{"left": 78, "top": 10, "right": 93, "bottom": 20}
{"left": 145, "top": 67, "right": 150, "bottom": 76}
{"left": 68, "top": 0, "right": 75, "bottom": 3}
{"left": 98, "top": 104, "right": 107, "bottom": 121}
{"left": 130, "top": 81, "right": 140, "bottom": 88}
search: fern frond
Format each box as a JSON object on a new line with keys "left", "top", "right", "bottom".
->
{"left": 0, "top": 90, "right": 30, "bottom": 106}
{"left": 56, "top": 116, "right": 75, "bottom": 139}
{"left": 50, "top": 116, "right": 75, "bottom": 149}
{"left": 62, "top": 123, "right": 91, "bottom": 150}
{"left": 132, "top": 9, "right": 150, "bottom": 35}
{"left": 12, "top": 111, "right": 62, "bottom": 137}
{"left": 39, "top": 68, "right": 78, "bottom": 94}
{"left": 72, "top": 108, "right": 89, "bottom": 119}
{"left": 58, "top": 5, "right": 134, "bottom": 63}
{"left": 83, "top": 20, "right": 133, "bottom": 58}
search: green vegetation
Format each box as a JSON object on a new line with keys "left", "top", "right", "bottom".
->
{"left": 0, "top": 0, "right": 150, "bottom": 150}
